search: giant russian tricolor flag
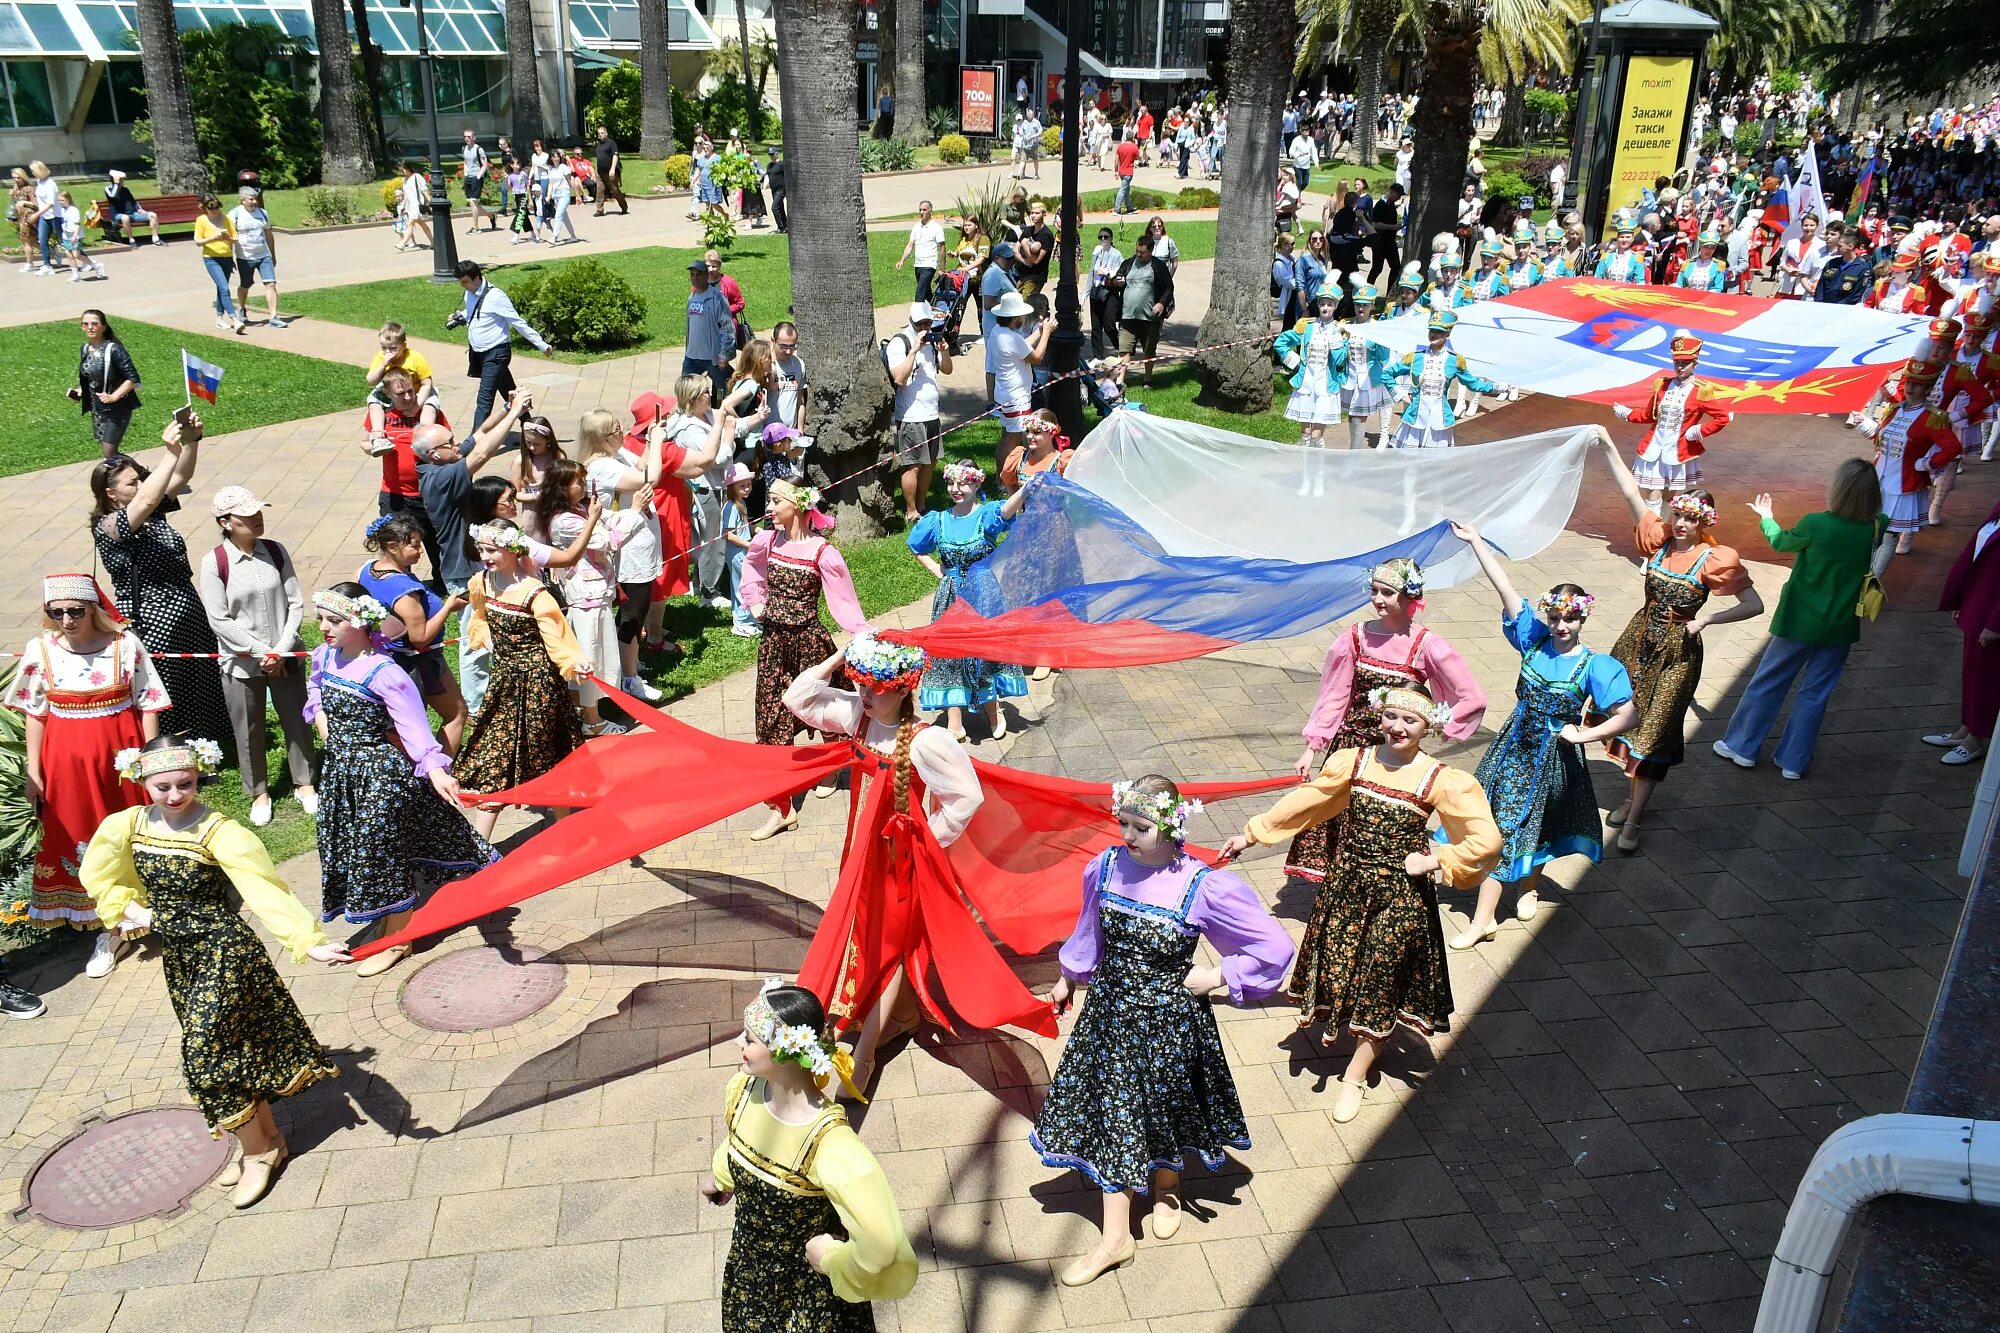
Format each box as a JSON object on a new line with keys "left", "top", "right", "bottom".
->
{"left": 182, "top": 349, "right": 225, "bottom": 404}
{"left": 1364, "top": 278, "right": 1930, "bottom": 415}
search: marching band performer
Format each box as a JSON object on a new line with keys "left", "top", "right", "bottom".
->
{"left": 1609, "top": 331, "right": 1732, "bottom": 515}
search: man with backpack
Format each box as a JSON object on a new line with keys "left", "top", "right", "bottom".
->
{"left": 885, "top": 303, "right": 953, "bottom": 524}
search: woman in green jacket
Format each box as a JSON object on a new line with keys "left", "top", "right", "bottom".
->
{"left": 1712, "top": 460, "right": 1887, "bottom": 779}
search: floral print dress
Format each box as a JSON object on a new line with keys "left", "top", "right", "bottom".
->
{"left": 94, "top": 502, "right": 229, "bottom": 744}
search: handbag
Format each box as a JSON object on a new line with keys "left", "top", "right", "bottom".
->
{"left": 1855, "top": 572, "right": 1886, "bottom": 621}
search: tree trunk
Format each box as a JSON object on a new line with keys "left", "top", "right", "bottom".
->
{"left": 774, "top": 0, "right": 895, "bottom": 535}
{"left": 1406, "top": 1, "right": 1481, "bottom": 267}
{"left": 507, "top": 0, "right": 545, "bottom": 147}
{"left": 312, "top": 0, "right": 372, "bottom": 183}
{"left": 894, "top": 0, "right": 929, "bottom": 144}
{"left": 1351, "top": 0, "right": 1397, "bottom": 168}
{"left": 735, "top": 0, "right": 763, "bottom": 141}
{"left": 350, "top": 0, "right": 392, "bottom": 171}
{"left": 1494, "top": 79, "right": 1527, "bottom": 149}
{"left": 1194, "top": 0, "right": 1295, "bottom": 413}
{"left": 133, "top": 0, "right": 206, "bottom": 192}
{"left": 638, "top": 0, "right": 674, "bottom": 155}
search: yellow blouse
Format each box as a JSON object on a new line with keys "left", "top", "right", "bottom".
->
{"left": 712, "top": 1072, "right": 918, "bottom": 1305}
{"left": 1244, "top": 747, "right": 1501, "bottom": 889}
{"left": 193, "top": 213, "right": 235, "bottom": 259}
{"left": 81, "top": 807, "right": 329, "bottom": 962}
{"left": 463, "top": 573, "right": 588, "bottom": 679}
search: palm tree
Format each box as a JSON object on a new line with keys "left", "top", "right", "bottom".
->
{"left": 894, "top": 0, "right": 929, "bottom": 145}
{"left": 1300, "top": 0, "right": 1400, "bottom": 167}
{"left": 133, "top": 0, "right": 206, "bottom": 192}
{"left": 312, "top": 0, "right": 372, "bottom": 183}
{"left": 734, "top": 0, "right": 763, "bottom": 140}
{"left": 772, "top": 0, "right": 896, "bottom": 533}
{"left": 506, "top": 0, "right": 544, "bottom": 146}
{"left": 1404, "top": 0, "right": 1483, "bottom": 255}
{"left": 637, "top": 0, "right": 674, "bottom": 154}
{"left": 1692, "top": 0, "right": 1839, "bottom": 89}
{"left": 1194, "top": 0, "right": 1296, "bottom": 413}
{"left": 349, "top": 0, "right": 393, "bottom": 170}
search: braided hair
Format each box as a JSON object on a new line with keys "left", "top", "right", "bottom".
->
{"left": 889, "top": 694, "right": 917, "bottom": 815}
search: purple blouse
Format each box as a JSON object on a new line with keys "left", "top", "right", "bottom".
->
{"left": 1058, "top": 848, "right": 1295, "bottom": 1005}
{"left": 304, "top": 644, "right": 451, "bottom": 777}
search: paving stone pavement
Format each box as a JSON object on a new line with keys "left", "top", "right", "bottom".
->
{"left": 0, "top": 378, "right": 1986, "bottom": 1333}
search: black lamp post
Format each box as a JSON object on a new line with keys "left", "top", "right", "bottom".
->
{"left": 1044, "top": 0, "right": 1088, "bottom": 442}
{"left": 403, "top": 0, "right": 460, "bottom": 282}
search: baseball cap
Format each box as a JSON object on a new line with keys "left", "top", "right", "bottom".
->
{"left": 687, "top": 258, "right": 708, "bottom": 271}
{"left": 107, "top": 169, "right": 126, "bottom": 181}
{"left": 990, "top": 241, "right": 1016, "bottom": 260}
{"left": 908, "top": 302, "right": 934, "bottom": 324}
{"left": 211, "top": 485, "right": 269, "bottom": 518}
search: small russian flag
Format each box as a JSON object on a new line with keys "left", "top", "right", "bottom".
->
{"left": 183, "top": 349, "right": 225, "bottom": 404}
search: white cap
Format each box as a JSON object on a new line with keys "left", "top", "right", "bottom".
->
{"left": 210, "top": 485, "right": 270, "bottom": 518}
{"left": 908, "top": 302, "right": 934, "bottom": 324}
{"left": 107, "top": 169, "right": 126, "bottom": 181}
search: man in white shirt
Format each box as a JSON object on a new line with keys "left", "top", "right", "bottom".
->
{"left": 886, "top": 302, "right": 953, "bottom": 523}
{"left": 1776, "top": 213, "right": 1828, "bottom": 300}
{"left": 770, "top": 320, "right": 810, "bottom": 431}
{"left": 1548, "top": 158, "right": 1568, "bottom": 209}
{"left": 895, "top": 199, "right": 948, "bottom": 307}
{"left": 1394, "top": 138, "right": 1415, "bottom": 193}
{"left": 460, "top": 129, "right": 494, "bottom": 232}
{"left": 228, "top": 187, "right": 285, "bottom": 328}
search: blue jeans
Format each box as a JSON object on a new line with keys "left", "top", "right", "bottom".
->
{"left": 202, "top": 256, "right": 238, "bottom": 318}
{"left": 727, "top": 546, "right": 757, "bottom": 630}
{"left": 37, "top": 213, "right": 57, "bottom": 266}
{"left": 1719, "top": 636, "right": 1852, "bottom": 775}
{"left": 1115, "top": 175, "right": 1133, "bottom": 213}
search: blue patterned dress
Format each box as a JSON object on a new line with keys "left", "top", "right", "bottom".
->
{"left": 907, "top": 501, "right": 1028, "bottom": 711}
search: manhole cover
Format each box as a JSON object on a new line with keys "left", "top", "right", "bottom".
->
{"left": 399, "top": 946, "right": 568, "bottom": 1032}
{"left": 23, "top": 1107, "right": 231, "bottom": 1229}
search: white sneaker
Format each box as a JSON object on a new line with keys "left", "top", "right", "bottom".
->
{"left": 295, "top": 788, "right": 319, "bottom": 815}
{"left": 249, "top": 795, "right": 273, "bottom": 826}
{"left": 729, "top": 624, "right": 761, "bottom": 638}
{"left": 1780, "top": 769, "right": 1804, "bottom": 780}
{"left": 1711, "top": 739, "right": 1755, "bottom": 768}
{"left": 68, "top": 271, "right": 79, "bottom": 283}
{"left": 622, "top": 674, "right": 663, "bottom": 703}
{"left": 707, "top": 596, "right": 733, "bottom": 611}
{"left": 85, "top": 932, "right": 125, "bottom": 979}
{"left": 267, "top": 316, "right": 289, "bottom": 329}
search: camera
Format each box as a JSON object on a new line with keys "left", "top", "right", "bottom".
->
{"left": 444, "top": 311, "right": 468, "bottom": 331}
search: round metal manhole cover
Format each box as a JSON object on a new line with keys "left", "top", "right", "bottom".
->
{"left": 399, "top": 946, "right": 569, "bottom": 1032}
{"left": 24, "top": 1107, "right": 231, "bottom": 1229}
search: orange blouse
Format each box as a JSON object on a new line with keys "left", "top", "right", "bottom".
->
{"left": 1635, "top": 512, "right": 1751, "bottom": 595}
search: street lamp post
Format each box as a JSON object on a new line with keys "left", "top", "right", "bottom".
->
{"left": 1044, "top": 0, "right": 1088, "bottom": 442}
{"left": 403, "top": 0, "right": 460, "bottom": 282}
{"left": 1570, "top": 0, "right": 1606, "bottom": 220}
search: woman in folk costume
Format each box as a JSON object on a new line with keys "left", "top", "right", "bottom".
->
{"left": 1924, "top": 496, "right": 2000, "bottom": 767}
{"left": 906, "top": 461, "right": 1034, "bottom": 741}
{"left": 1275, "top": 287, "right": 1347, "bottom": 476}
{"left": 4, "top": 572, "right": 168, "bottom": 976}
{"left": 701, "top": 980, "right": 917, "bottom": 1332}
{"left": 80, "top": 735, "right": 348, "bottom": 1209}
{"left": 1329, "top": 274, "right": 1396, "bottom": 450}
{"left": 1860, "top": 353, "right": 1963, "bottom": 556}
{"left": 1609, "top": 330, "right": 1733, "bottom": 515}
{"left": 1594, "top": 220, "right": 1649, "bottom": 284}
{"left": 1034, "top": 775, "right": 1294, "bottom": 1287}
{"left": 741, "top": 480, "right": 869, "bottom": 841}
{"left": 1596, "top": 443, "right": 1764, "bottom": 853}
{"left": 1443, "top": 524, "right": 1638, "bottom": 946}
{"left": 1387, "top": 308, "right": 1501, "bottom": 449}
{"left": 1219, "top": 683, "right": 1500, "bottom": 1123}
{"left": 1506, "top": 221, "right": 1545, "bottom": 290}
{"left": 1283, "top": 558, "right": 1485, "bottom": 885}
{"left": 1675, "top": 228, "right": 1729, "bottom": 291}
{"left": 784, "top": 637, "right": 990, "bottom": 1094}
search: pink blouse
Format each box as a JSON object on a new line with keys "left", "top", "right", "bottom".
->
{"left": 738, "top": 531, "right": 868, "bottom": 634}
{"left": 304, "top": 644, "right": 450, "bottom": 777}
{"left": 1302, "top": 622, "right": 1485, "bottom": 747}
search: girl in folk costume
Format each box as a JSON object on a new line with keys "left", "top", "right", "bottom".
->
{"left": 1594, "top": 222, "right": 1649, "bottom": 283}
{"left": 1675, "top": 229, "right": 1729, "bottom": 291}
{"left": 784, "top": 639, "right": 984, "bottom": 1093}
{"left": 1443, "top": 524, "right": 1638, "bottom": 946}
{"left": 1860, "top": 354, "right": 1963, "bottom": 556}
{"left": 1283, "top": 558, "right": 1485, "bottom": 885}
{"left": 4, "top": 574, "right": 167, "bottom": 976}
{"left": 1219, "top": 685, "right": 1500, "bottom": 1124}
{"left": 700, "top": 981, "right": 917, "bottom": 1332}
{"left": 742, "top": 481, "right": 869, "bottom": 842}
{"left": 1609, "top": 330, "right": 1733, "bottom": 515}
{"left": 1330, "top": 274, "right": 1396, "bottom": 450}
{"left": 305, "top": 584, "right": 496, "bottom": 978}
{"left": 79, "top": 735, "right": 349, "bottom": 1209}
{"left": 1597, "top": 444, "right": 1764, "bottom": 853}
{"left": 1925, "top": 497, "right": 2000, "bottom": 767}
{"left": 906, "top": 461, "right": 1034, "bottom": 742}
{"left": 1275, "top": 288, "right": 1347, "bottom": 490}
{"left": 1035, "top": 776, "right": 1295, "bottom": 1287}
{"left": 1387, "top": 309, "right": 1501, "bottom": 449}
{"left": 451, "top": 520, "right": 593, "bottom": 840}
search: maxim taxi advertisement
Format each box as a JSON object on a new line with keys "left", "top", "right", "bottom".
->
{"left": 960, "top": 68, "right": 998, "bottom": 136}
{"left": 1603, "top": 54, "right": 1695, "bottom": 232}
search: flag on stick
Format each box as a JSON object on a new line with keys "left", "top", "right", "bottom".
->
{"left": 182, "top": 350, "right": 225, "bottom": 404}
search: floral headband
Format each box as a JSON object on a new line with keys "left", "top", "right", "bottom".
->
{"left": 1370, "top": 557, "right": 1426, "bottom": 600}
{"left": 470, "top": 522, "right": 531, "bottom": 553}
{"left": 771, "top": 481, "right": 837, "bottom": 533}
{"left": 1668, "top": 493, "right": 1718, "bottom": 525}
{"left": 1537, "top": 589, "right": 1596, "bottom": 619}
{"left": 943, "top": 460, "right": 986, "bottom": 488}
{"left": 364, "top": 514, "right": 398, "bottom": 541}
{"left": 843, "top": 633, "right": 928, "bottom": 693}
{"left": 743, "top": 978, "right": 866, "bottom": 1100}
{"left": 1111, "top": 780, "right": 1205, "bottom": 843}
{"left": 313, "top": 589, "right": 391, "bottom": 628}
{"left": 1368, "top": 685, "right": 1451, "bottom": 729}
{"left": 116, "top": 737, "right": 223, "bottom": 782}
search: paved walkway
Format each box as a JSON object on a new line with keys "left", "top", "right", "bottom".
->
{"left": 0, "top": 375, "right": 1985, "bottom": 1330}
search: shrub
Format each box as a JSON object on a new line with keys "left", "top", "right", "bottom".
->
{"left": 1174, "top": 186, "right": 1220, "bottom": 209}
{"left": 1124, "top": 187, "right": 1170, "bottom": 212}
{"left": 1517, "top": 153, "right": 1568, "bottom": 205}
{"left": 0, "top": 664, "right": 37, "bottom": 883}
{"left": 134, "top": 26, "right": 321, "bottom": 188}
{"left": 860, "top": 138, "right": 918, "bottom": 172}
{"left": 927, "top": 106, "right": 960, "bottom": 139}
{"left": 971, "top": 137, "right": 994, "bottom": 163}
{"left": 1483, "top": 169, "right": 1534, "bottom": 210}
{"left": 663, "top": 154, "right": 694, "bottom": 189}
{"left": 513, "top": 258, "right": 649, "bottom": 352}
{"left": 1733, "top": 121, "right": 1763, "bottom": 157}
{"left": 379, "top": 177, "right": 403, "bottom": 211}
{"left": 700, "top": 210, "right": 738, "bottom": 253}
{"left": 938, "top": 133, "right": 970, "bottom": 164}
{"left": 1770, "top": 69, "right": 1802, "bottom": 95}
{"left": 1040, "top": 126, "right": 1062, "bottom": 156}
{"left": 585, "top": 61, "right": 642, "bottom": 147}
{"left": 301, "top": 186, "right": 359, "bottom": 227}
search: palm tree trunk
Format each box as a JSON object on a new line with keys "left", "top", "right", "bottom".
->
{"left": 133, "top": 0, "right": 206, "bottom": 193}
{"left": 894, "top": 0, "right": 929, "bottom": 144}
{"left": 312, "top": 0, "right": 372, "bottom": 183}
{"left": 774, "top": 0, "right": 895, "bottom": 534}
{"left": 507, "top": 0, "right": 545, "bottom": 147}
{"left": 1194, "top": 0, "right": 1295, "bottom": 412}
{"left": 638, "top": 0, "right": 673, "bottom": 155}
{"left": 349, "top": 0, "right": 392, "bottom": 171}
{"left": 1494, "top": 79, "right": 1527, "bottom": 149}
{"left": 1351, "top": 0, "right": 1397, "bottom": 168}
{"left": 1407, "top": 0, "right": 1481, "bottom": 265}
{"left": 735, "top": 0, "right": 763, "bottom": 141}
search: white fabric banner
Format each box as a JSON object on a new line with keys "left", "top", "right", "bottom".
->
{"left": 1065, "top": 411, "right": 1598, "bottom": 589}
{"left": 1781, "top": 140, "right": 1830, "bottom": 249}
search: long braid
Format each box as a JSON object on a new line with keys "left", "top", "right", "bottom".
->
{"left": 891, "top": 696, "right": 916, "bottom": 815}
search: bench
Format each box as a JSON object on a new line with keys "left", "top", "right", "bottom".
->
{"left": 97, "top": 193, "right": 200, "bottom": 240}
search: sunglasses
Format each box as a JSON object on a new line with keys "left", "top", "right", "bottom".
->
{"left": 46, "top": 605, "right": 90, "bottom": 620}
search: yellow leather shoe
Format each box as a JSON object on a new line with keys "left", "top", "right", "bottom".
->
{"left": 1058, "top": 1234, "right": 1136, "bottom": 1287}
{"left": 355, "top": 944, "right": 410, "bottom": 978}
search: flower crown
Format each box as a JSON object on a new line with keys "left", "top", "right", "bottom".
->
{"left": 1668, "top": 493, "right": 1717, "bottom": 525}
{"left": 1367, "top": 686, "right": 1451, "bottom": 728}
{"left": 469, "top": 522, "right": 531, "bottom": 553}
{"left": 743, "top": 978, "right": 865, "bottom": 1100}
{"left": 1537, "top": 589, "right": 1595, "bottom": 619}
{"left": 116, "top": 737, "right": 224, "bottom": 782}
{"left": 1370, "top": 557, "right": 1426, "bottom": 600}
{"left": 313, "top": 590, "right": 391, "bottom": 628}
{"left": 843, "top": 633, "right": 927, "bottom": 693}
{"left": 943, "top": 460, "right": 986, "bottom": 488}
{"left": 1111, "top": 780, "right": 1205, "bottom": 843}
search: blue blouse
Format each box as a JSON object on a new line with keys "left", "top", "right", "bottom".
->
{"left": 1500, "top": 600, "right": 1633, "bottom": 708}
{"left": 356, "top": 561, "right": 444, "bottom": 656}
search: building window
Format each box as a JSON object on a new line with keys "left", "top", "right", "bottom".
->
{"left": 382, "top": 56, "right": 502, "bottom": 116}
{"left": 0, "top": 59, "right": 55, "bottom": 128}
{"left": 84, "top": 60, "right": 147, "bottom": 126}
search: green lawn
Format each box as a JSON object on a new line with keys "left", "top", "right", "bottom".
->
{"left": 12, "top": 318, "right": 378, "bottom": 476}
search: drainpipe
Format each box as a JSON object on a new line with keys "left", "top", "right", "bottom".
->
{"left": 1754, "top": 1114, "right": 2000, "bottom": 1332}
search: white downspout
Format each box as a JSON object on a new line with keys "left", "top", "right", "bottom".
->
{"left": 1754, "top": 1114, "right": 2000, "bottom": 1332}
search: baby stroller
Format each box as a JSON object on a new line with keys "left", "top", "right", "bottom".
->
{"left": 936, "top": 265, "right": 977, "bottom": 355}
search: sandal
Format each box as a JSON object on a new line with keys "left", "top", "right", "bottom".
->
{"left": 1605, "top": 801, "right": 1631, "bottom": 828}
